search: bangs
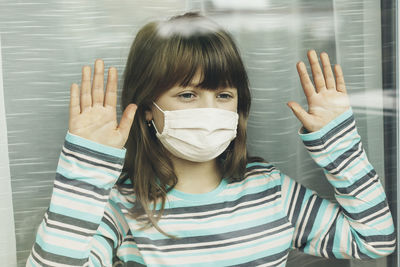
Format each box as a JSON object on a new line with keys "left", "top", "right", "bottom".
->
{"left": 155, "top": 24, "right": 247, "bottom": 92}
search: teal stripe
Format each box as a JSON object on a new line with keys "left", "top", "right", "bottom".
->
{"left": 93, "top": 234, "right": 113, "bottom": 256}
{"left": 304, "top": 201, "right": 339, "bottom": 255}
{"left": 326, "top": 163, "right": 374, "bottom": 188}
{"left": 299, "top": 108, "right": 353, "bottom": 141}
{"left": 134, "top": 210, "right": 285, "bottom": 240}
{"left": 308, "top": 131, "right": 359, "bottom": 163}
{"left": 40, "top": 222, "right": 87, "bottom": 244}
{"left": 332, "top": 214, "right": 349, "bottom": 258}
{"left": 56, "top": 164, "right": 115, "bottom": 190}
{"left": 163, "top": 175, "right": 281, "bottom": 209}
{"left": 36, "top": 233, "right": 87, "bottom": 259}
{"left": 369, "top": 213, "right": 392, "bottom": 227}
{"left": 246, "top": 162, "right": 274, "bottom": 168}
{"left": 52, "top": 190, "right": 104, "bottom": 209}
{"left": 97, "top": 222, "right": 118, "bottom": 248}
{"left": 49, "top": 203, "right": 102, "bottom": 223}
{"left": 89, "top": 254, "right": 101, "bottom": 266}
{"left": 104, "top": 201, "right": 127, "bottom": 241}
{"left": 356, "top": 184, "right": 384, "bottom": 200}
{"left": 66, "top": 131, "right": 126, "bottom": 158}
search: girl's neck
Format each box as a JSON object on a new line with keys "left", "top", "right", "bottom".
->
{"left": 169, "top": 155, "right": 222, "bottom": 194}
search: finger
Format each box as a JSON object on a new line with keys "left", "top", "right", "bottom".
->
{"left": 287, "top": 101, "right": 312, "bottom": 127}
{"left": 117, "top": 104, "right": 137, "bottom": 140}
{"left": 81, "top": 65, "right": 92, "bottom": 111}
{"left": 104, "top": 67, "right": 118, "bottom": 108}
{"left": 307, "top": 50, "right": 326, "bottom": 92}
{"left": 320, "top": 52, "right": 335, "bottom": 89}
{"left": 92, "top": 59, "right": 105, "bottom": 106}
{"left": 70, "top": 83, "right": 80, "bottom": 117}
{"left": 296, "top": 61, "right": 316, "bottom": 98}
{"left": 334, "top": 64, "right": 347, "bottom": 93}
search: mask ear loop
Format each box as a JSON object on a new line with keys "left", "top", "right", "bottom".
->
{"left": 153, "top": 102, "right": 165, "bottom": 113}
{"left": 151, "top": 102, "right": 165, "bottom": 134}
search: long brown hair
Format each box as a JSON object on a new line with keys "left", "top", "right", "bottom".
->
{"left": 117, "top": 12, "right": 256, "bottom": 238}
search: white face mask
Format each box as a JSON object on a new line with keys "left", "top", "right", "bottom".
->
{"left": 151, "top": 102, "right": 239, "bottom": 162}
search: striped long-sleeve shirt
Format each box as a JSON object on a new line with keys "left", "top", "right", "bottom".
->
{"left": 26, "top": 108, "right": 396, "bottom": 266}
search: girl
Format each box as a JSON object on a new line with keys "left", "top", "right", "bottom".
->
{"left": 27, "top": 12, "right": 395, "bottom": 266}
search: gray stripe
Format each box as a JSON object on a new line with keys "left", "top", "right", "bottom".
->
{"left": 54, "top": 182, "right": 109, "bottom": 203}
{"left": 140, "top": 224, "right": 293, "bottom": 253}
{"left": 113, "top": 259, "right": 147, "bottom": 267}
{"left": 359, "top": 230, "right": 397, "bottom": 243}
{"left": 325, "top": 211, "right": 340, "bottom": 259}
{"left": 64, "top": 139, "right": 125, "bottom": 165}
{"left": 361, "top": 208, "right": 390, "bottom": 224}
{"left": 33, "top": 242, "right": 87, "bottom": 265}
{"left": 244, "top": 164, "right": 275, "bottom": 174}
{"left": 343, "top": 199, "right": 388, "bottom": 220}
{"left": 47, "top": 209, "right": 99, "bottom": 231}
{"left": 299, "top": 196, "right": 323, "bottom": 248}
{"left": 56, "top": 172, "right": 111, "bottom": 196}
{"left": 289, "top": 183, "right": 306, "bottom": 226}
{"left": 161, "top": 185, "right": 280, "bottom": 217}
{"left": 306, "top": 124, "right": 356, "bottom": 153}
{"left": 323, "top": 141, "right": 363, "bottom": 175}
{"left": 102, "top": 214, "right": 122, "bottom": 244}
{"left": 335, "top": 169, "right": 377, "bottom": 195}
{"left": 302, "top": 115, "right": 355, "bottom": 147}
{"left": 135, "top": 217, "right": 289, "bottom": 247}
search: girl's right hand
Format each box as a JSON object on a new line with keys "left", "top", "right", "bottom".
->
{"left": 68, "top": 59, "right": 137, "bottom": 149}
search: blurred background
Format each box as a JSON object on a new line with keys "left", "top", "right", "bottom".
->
{"left": 0, "top": 0, "right": 398, "bottom": 266}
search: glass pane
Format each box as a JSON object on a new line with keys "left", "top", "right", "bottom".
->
{"left": 0, "top": 0, "right": 396, "bottom": 266}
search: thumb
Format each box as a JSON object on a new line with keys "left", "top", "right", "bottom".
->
{"left": 118, "top": 103, "right": 137, "bottom": 140}
{"left": 287, "top": 101, "right": 311, "bottom": 126}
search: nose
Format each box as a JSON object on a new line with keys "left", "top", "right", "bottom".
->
{"left": 199, "top": 91, "right": 217, "bottom": 108}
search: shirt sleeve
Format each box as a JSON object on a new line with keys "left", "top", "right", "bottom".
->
{"left": 281, "top": 108, "right": 396, "bottom": 259}
{"left": 26, "top": 131, "right": 128, "bottom": 266}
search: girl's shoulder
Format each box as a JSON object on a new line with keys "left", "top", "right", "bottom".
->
{"left": 244, "top": 157, "right": 280, "bottom": 178}
{"left": 228, "top": 158, "right": 282, "bottom": 187}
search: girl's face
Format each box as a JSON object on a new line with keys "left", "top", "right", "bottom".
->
{"left": 146, "top": 72, "right": 238, "bottom": 133}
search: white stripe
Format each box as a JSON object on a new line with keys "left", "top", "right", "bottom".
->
{"left": 63, "top": 145, "right": 123, "bottom": 169}
{"left": 221, "top": 172, "right": 280, "bottom": 197}
{"left": 335, "top": 173, "right": 378, "bottom": 197}
{"left": 140, "top": 221, "right": 292, "bottom": 251}
{"left": 57, "top": 157, "right": 117, "bottom": 185}
{"left": 37, "top": 224, "right": 90, "bottom": 252}
{"left": 296, "top": 195, "right": 317, "bottom": 247}
{"left": 164, "top": 190, "right": 281, "bottom": 220}
{"left": 50, "top": 193, "right": 105, "bottom": 217}
{"left": 61, "top": 147, "right": 122, "bottom": 177}
{"left": 304, "top": 120, "right": 356, "bottom": 152}
{"left": 142, "top": 228, "right": 292, "bottom": 265}
{"left": 137, "top": 192, "right": 282, "bottom": 234}
{"left": 324, "top": 142, "right": 363, "bottom": 175}
{"left": 104, "top": 202, "right": 130, "bottom": 236}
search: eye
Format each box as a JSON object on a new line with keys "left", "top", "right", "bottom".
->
{"left": 178, "top": 92, "right": 196, "bottom": 99}
{"left": 217, "top": 93, "right": 233, "bottom": 99}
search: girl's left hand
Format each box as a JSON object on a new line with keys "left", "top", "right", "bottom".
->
{"left": 287, "top": 50, "right": 351, "bottom": 133}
